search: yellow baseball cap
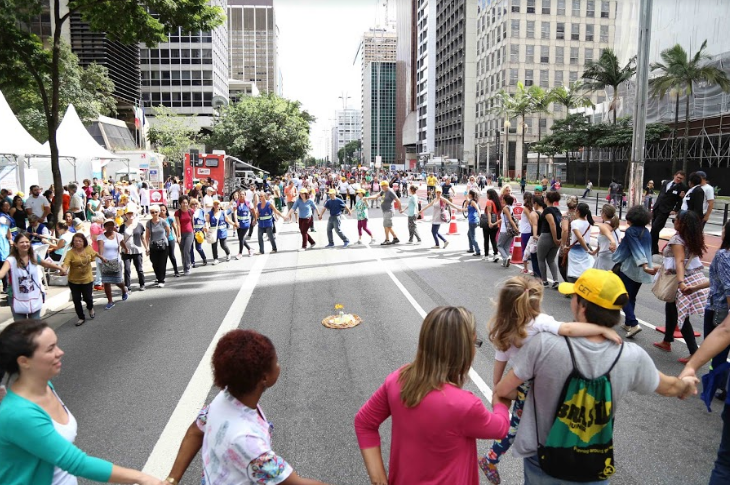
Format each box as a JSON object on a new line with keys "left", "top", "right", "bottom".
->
{"left": 558, "top": 268, "right": 628, "bottom": 310}
{"left": 328, "top": 189, "right": 337, "bottom": 194}
{"left": 380, "top": 180, "right": 389, "bottom": 186}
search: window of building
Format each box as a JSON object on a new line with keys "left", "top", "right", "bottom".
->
{"left": 525, "top": 69, "right": 534, "bottom": 86}
{"left": 542, "top": 0, "right": 551, "bottom": 14}
{"left": 510, "top": 44, "right": 520, "bottom": 62}
{"left": 510, "top": 68, "right": 519, "bottom": 85}
{"left": 555, "top": 70, "right": 564, "bottom": 85}
{"left": 587, "top": 0, "right": 595, "bottom": 17}
{"left": 526, "top": 44, "right": 534, "bottom": 63}
{"left": 511, "top": 19, "right": 520, "bottom": 37}
{"left": 571, "top": 23, "right": 580, "bottom": 40}
{"left": 600, "top": 25, "right": 608, "bottom": 42}
{"left": 527, "top": 0, "right": 536, "bottom": 13}
{"left": 601, "top": 1, "right": 610, "bottom": 18}
{"left": 585, "top": 24, "right": 594, "bottom": 41}
{"left": 540, "top": 70, "right": 549, "bottom": 87}
{"left": 511, "top": 0, "right": 520, "bottom": 13}
{"left": 557, "top": 0, "right": 566, "bottom": 15}
{"left": 556, "top": 22, "right": 565, "bottom": 39}
{"left": 541, "top": 21, "right": 550, "bottom": 39}
{"left": 569, "top": 71, "right": 578, "bottom": 82}
{"left": 572, "top": 0, "right": 581, "bottom": 16}
{"left": 497, "top": 48, "right": 502, "bottom": 65}
{"left": 556, "top": 46, "right": 564, "bottom": 63}
{"left": 527, "top": 21, "right": 535, "bottom": 38}
{"left": 540, "top": 45, "right": 549, "bottom": 63}
{"left": 585, "top": 48, "right": 593, "bottom": 63}
{"left": 570, "top": 47, "right": 579, "bottom": 64}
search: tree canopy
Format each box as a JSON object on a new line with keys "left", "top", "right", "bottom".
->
{"left": 147, "top": 106, "right": 198, "bottom": 171}
{"left": 207, "top": 94, "right": 315, "bottom": 175}
{"left": 338, "top": 140, "right": 361, "bottom": 164}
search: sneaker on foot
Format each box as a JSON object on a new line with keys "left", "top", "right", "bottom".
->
{"left": 248, "top": 249, "right": 254, "bottom": 257}
{"left": 626, "top": 326, "right": 643, "bottom": 338}
{"left": 493, "top": 256, "right": 500, "bottom": 263}
{"left": 431, "top": 245, "right": 441, "bottom": 249}
{"left": 236, "top": 254, "right": 243, "bottom": 260}
{"left": 310, "top": 241, "right": 317, "bottom": 248}
{"left": 343, "top": 241, "right": 350, "bottom": 248}
{"left": 212, "top": 260, "right": 219, "bottom": 265}
{"left": 139, "top": 286, "right": 145, "bottom": 291}
{"left": 325, "top": 243, "right": 335, "bottom": 248}
{"left": 443, "top": 240, "right": 449, "bottom": 249}
{"left": 357, "top": 240, "right": 363, "bottom": 245}
{"left": 122, "top": 292, "right": 129, "bottom": 301}
{"left": 551, "top": 281, "right": 559, "bottom": 289}
{"left": 381, "top": 240, "right": 391, "bottom": 246}
{"left": 370, "top": 239, "right": 377, "bottom": 245}
{"left": 406, "top": 241, "right": 414, "bottom": 245}
{"left": 298, "top": 248, "right": 306, "bottom": 252}
{"left": 392, "top": 238, "right": 400, "bottom": 244}
{"left": 105, "top": 302, "right": 115, "bottom": 310}
{"left": 227, "top": 255, "right": 231, "bottom": 262}
{"left": 619, "top": 324, "right": 631, "bottom": 332}
{"left": 158, "top": 283, "right": 165, "bottom": 288}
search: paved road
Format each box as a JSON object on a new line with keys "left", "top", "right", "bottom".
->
{"left": 42, "top": 208, "right": 721, "bottom": 485}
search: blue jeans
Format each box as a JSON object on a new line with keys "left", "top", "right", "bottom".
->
{"left": 710, "top": 403, "right": 730, "bottom": 484}
{"left": 12, "top": 309, "right": 42, "bottom": 321}
{"left": 618, "top": 271, "right": 642, "bottom": 327}
{"left": 468, "top": 223, "right": 480, "bottom": 254}
{"left": 190, "top": 240, "right": 207, "bottom": 264}
{"left": 326, "top": 216, "right": 348, "bottom": 245}
{"left": 258, "top": 225, "right": 277, "bottom": 253}
{"left": 705, "top": 309, "right": 730, "bottom": 371}
{"left": 524, "top": 455, "right": 608, "bottom": 485}
{"left": 431, "top": 224, "right": 446, "bottom": 246}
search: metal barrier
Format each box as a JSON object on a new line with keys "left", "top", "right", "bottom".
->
{"left": 591, "top": 192, "right": 729, "bottom": 227}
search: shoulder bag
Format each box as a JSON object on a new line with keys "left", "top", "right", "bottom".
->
{"left": 439, "top": 201, "right": 450, "bottom": 223}
{"left": 100, "top": 234, "right": 121, "bottom": 275}
{"left": 651, "top": 254, "right": 691, "bottom": 303}
{"left": 505, "top": 207, "right": 520, "bottom": 237}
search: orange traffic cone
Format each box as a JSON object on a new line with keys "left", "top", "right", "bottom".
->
{"left": 448, "top": 213, "right": 459, "bottom": 235}
{"left": 510, "top": 236, "right": 523, "bottom": 265}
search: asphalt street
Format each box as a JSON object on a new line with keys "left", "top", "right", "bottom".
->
{"left": 45, "top": 202, "right": 722, "bottom": 485}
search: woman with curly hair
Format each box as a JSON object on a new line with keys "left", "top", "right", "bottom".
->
{"left": 653, "top": 211, "right": 709, "bottom": 362}
{"left": 165, "top": 330, "right": 329, "bottom": 485}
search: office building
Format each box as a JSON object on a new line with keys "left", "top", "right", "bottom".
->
{"left": 433, "top": 0, "right": 477, "bottom": 171}
{"left": 475, "top": 0, "right": 616, "bottom": 177}
{"left": 413, "top": 0, "right": 438, "bottom": 163}
{"left": 363, "top": 62, "right": 397, "bottom": 167}
{"left": 396, "top": 0, "right": 418, "bottom": 168}
{"left": 331, "top": 108, "right": 362, "bottom": 165}
{"left": 227, "top": 0, "right": 281, "bottom": 96}
{"left": 140, "top": 0, "right": 229, "bottom": 129}
{"left": 359, "top": 29, "right": 397, "bottom": 166}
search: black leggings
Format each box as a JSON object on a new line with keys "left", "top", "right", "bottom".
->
{"left": 481, "top": 225, "right": 498, "bottom": 255}
{"left": 69, "top": 282, "right": 93, "bottom": 320}
{"left": 166, "top": 242, "right": 179, "bottom": 275}
{"left": 237, "top": 228, "right": 251, "bottom": 254}
{"left": 212, "top": 238, "right": 230, "bottom": 260}
{"left": 663, "top": 301, "right": 699, "bottom": 354}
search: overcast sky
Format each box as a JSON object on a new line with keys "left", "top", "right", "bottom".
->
{"left": 276, "top": 0, "right": 387, "bottom": 158}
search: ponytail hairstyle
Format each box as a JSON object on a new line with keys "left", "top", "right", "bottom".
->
{"left": 488, "top": 276, "right": 544, "bottom": 352}
{"left": 0, "top": 320, "right": 48, "bottom": 382}
{"left": 523, "top": 192, "right": 534, "bottom": 212}
{"left": 601, "top": 204, "right": 619, "bottom": 230}
{"left": 577, "top": 203, "right": 594, "bottom": 225}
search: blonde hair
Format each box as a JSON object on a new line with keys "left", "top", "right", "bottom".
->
{"left": 398, "top": 307, "right": 476, "bottom": 407}
{"left": 488, "top": 276, "right": 544, "bottom": 352}
{"left": 601, "top": 204, "right": 620, "bottom": 230}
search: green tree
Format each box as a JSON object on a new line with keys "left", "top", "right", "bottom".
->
{"left": 207, "top": 94, "right": 315, "bottom": 175}
{"left": 0, "top": 0, "right": 224, "bottom": 218}
{"left": 548, "top": 81, "right": 595, "bottom": 180}
{"left": 582, "top": 49, "right": 636, "bottom": 125}
{"left": 649, "top": 40, "right": 730, "bottom": 174}
{"left": 492, "top": 82, "right": 533, "bottom": 177}
{"left": 2, "top": 42, "right": 116, "bottom": 142}
{"left": 147, "top": 106, "right": 198, "bottom": 173}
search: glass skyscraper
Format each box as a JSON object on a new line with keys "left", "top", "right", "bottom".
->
{"left": 363, "top": 62, "right": 397, "bottom": 167}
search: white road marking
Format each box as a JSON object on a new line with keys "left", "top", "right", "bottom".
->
{"left": 367, "top": 246, "right": 494, "bottom": 403}
{"left": 142, "top": 254, "right": 268, "bottom": 478}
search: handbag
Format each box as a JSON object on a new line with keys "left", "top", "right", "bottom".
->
{"left": 651, "top": 256, "right": 690, "bottom": 303}
{"left": 205, "top": 227, "right": 218, "bottom": 244}
{"left": 440, "top": 202, "right": 450, "bottom": 223}
{"left": 505, "top": 208, "right": 520, "bottom": 237}
{"left": 100, "top": 234, "right": 121, "bottom": 275}
{"left": 150, "top": 239, "right": 167, "bottom": 251}
{"left": 479, "top": 213, "right": 489, "bottom": 229}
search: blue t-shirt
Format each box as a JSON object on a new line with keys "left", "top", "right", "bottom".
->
{"left": 166, "top": 216, "right": 176, "bottom": 242}
{"left": 324, "top": 197, "right": 347, "bottom": 217}
{"left": 209, "top": 210, "right": 228, "bottom": 239}
{"left": 291, "top": 198, "right": 317, "bottom": 219}
{"left": 467, "top": 202, "right": 479, "bottom": 224}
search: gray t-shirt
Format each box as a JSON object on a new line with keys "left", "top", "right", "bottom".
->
{"left": 510, "top": 333, "right": 660, "bottom": 459}
{"left": 381, "top": 188, "right": 397, "bottom": 211}
{"left": 146, "top": 219, "right": 169, "bottom": 245}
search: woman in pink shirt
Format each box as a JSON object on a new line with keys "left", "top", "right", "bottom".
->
{"left": 354, "top": 306, "right": 510, "bottom": 485}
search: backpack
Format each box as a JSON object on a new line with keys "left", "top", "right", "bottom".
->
{"left": 534, "top": 337, "right": 624, "bottom": 482}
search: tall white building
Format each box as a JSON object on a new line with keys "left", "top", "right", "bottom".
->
{"left": 415, "top": 0, "right": 437, "bottom": 160}
{"left": 331, "top": 108, "right": 362, "bottom": 164}
{"left": 475, "top": 0, "right": 616, "bottom": 177}
{"left": 140, "top": 0, "right": 229, "bottom": 129}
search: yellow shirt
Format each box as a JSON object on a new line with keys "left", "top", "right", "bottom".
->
{"left": 63, "top": 246, "right": 100, "bottom": 284}
{"left": 427, "top": 176, "right": 437, "bottom": 187}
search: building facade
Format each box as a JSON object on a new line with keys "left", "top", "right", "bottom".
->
{"left": 331, "top": 108, "right": 362, "bottom": 165}
{"left": 360, "top": 29, "right": 397, "bottom": 166}
{"left": 433, "top": 0, "right": 477, "bottom": 171}
{"left": 363, "top": 62, "right": 397, "bottom": 167}
{"left": 475, "top": 0, "right": 615, "bottom": 178}
{"left": 396, "top": 0, "right": 418, "bottom": 168}
{"left": 415, "top": 0, "right": 438, "bottom": 162}
{"left": 139, "top": 0, "right": 229, "bottom": 128}
{"left": 227, "top": 0, "right": 281, "bottom": 96}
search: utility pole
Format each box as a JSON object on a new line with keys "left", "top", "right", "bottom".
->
{"left": 629, "top": 0, "right": 653, "bottom": 207}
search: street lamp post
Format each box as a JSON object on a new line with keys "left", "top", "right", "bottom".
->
{"left": 503, "top": 120, "right": 511, "bottom": 179}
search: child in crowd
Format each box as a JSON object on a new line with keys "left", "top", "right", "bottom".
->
{"left": 479, "top": 276, "right": 622, "bottom": 484}
{"left": 355, "top": 189, "right": 375, "bottom": 245}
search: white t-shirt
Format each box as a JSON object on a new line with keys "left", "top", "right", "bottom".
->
{"left": 494, "top": 313, "right": 561, "bottom": 363}
{"left": 51, "top": 389, "right": 79, "bottom": 485}
{"left": 68, "top": 193, "right": 83, "bottom": 213}
{"left": 139, "top": 188, "right": 150, "bottom": 205}
{"left": 203, "top": 195, "right": 215, "bottom": 213}
{"left": 196, "top": 390, "right": 293, "bottom": 484}
{"left": 519, "top": 209, "right": 532, "bottom": 234}
{"left": 702, "top": 183, "right": 715, "bottom": 214}
{"left": 25, "top": 195, "right": 50, "bottom": 220}
{"left": 168, "top": 184, "right": 181, "bottom": 200}
{"left": 570, "top": 219, "right": 591, "bottom": 246}
{"left": 97, "top": 233, "right": 123, "bottom": 262}
{"left": 501, "top": 205, "right": 513, "bottom": 232}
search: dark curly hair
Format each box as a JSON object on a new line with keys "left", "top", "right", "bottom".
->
{"left": 676, "top": 211, "right": 706, "bottom": 258}
{"left": 212, "top": 329, "right": 276, "bottom": 396}
{"left": 625, "top": 205, "right": 651, "bottom": 227}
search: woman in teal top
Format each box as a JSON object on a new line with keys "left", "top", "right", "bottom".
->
{"left": 0, "top": 320, "right": 164, "bottom": 485}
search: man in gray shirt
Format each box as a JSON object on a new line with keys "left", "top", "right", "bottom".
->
{"left": 494, "top": 269, "right": 697, "bottom": 484}
{"left": 376, "top": 180, "right": 400, "bottom": 245}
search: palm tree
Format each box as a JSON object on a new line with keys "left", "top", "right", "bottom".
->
{"left": 548, "top": 81, "right": 594, "bottom": 181}
{"left": 582, "top": 49, "right": 635, "bottom": 183}
{"left": 527, "top": 85, "right": 553, "bottom": 179}
{"left": 649, "top": 40, "right": 730, "bottom": 174}
{"left": 492, "top": 82, "right": 533, "bottom": 178}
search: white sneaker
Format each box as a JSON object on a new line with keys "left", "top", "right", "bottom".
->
{"left": 298, "top": 248, "right": 306, "bottom": 252}
{"left": 226, "top": 255, "right": 231, "bottom": 262}
{"left": 158, "top": 283, "right": 165, "bottom": 288}
{"left": 370, "top": 239, "right": 377, "bottom": 245}
{"left": 248, "top": 249, "right": 254, "bottom": 257}
{"left": 212, "top": 260, "right": 219, "bottom": 265}
{"left": 235, "top": 254, "right": 242, "bottom": 260}
{"left": 626, "top": 326, "right": 643, "bottom": 338}
{"left": 443, "top": 240, "right": 450, "bottom": 249}
{"left": 619, "top": 324, "right": 631, "bottom": 332}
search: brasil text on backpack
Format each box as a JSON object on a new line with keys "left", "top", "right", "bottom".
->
{"left": 533, "top": 337, "right": 624, "bottom": 482}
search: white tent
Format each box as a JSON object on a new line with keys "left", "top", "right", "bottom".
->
{"left": 37, "top": 104, "right": 126, "bottom": 186}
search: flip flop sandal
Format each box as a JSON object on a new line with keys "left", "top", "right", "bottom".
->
{"left": 75, "top": 319, "right": 85, "bottom": 327}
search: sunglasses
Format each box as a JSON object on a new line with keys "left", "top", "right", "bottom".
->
{"left": 475, "top": 338, "right": 483, "bottom": 348}
{"left": 150, "top": 211, "right": 159, "bottom": 214}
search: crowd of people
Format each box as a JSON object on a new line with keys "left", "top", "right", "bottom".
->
{"left": 0, "top": 167, "right": 728, "bottom": 485}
